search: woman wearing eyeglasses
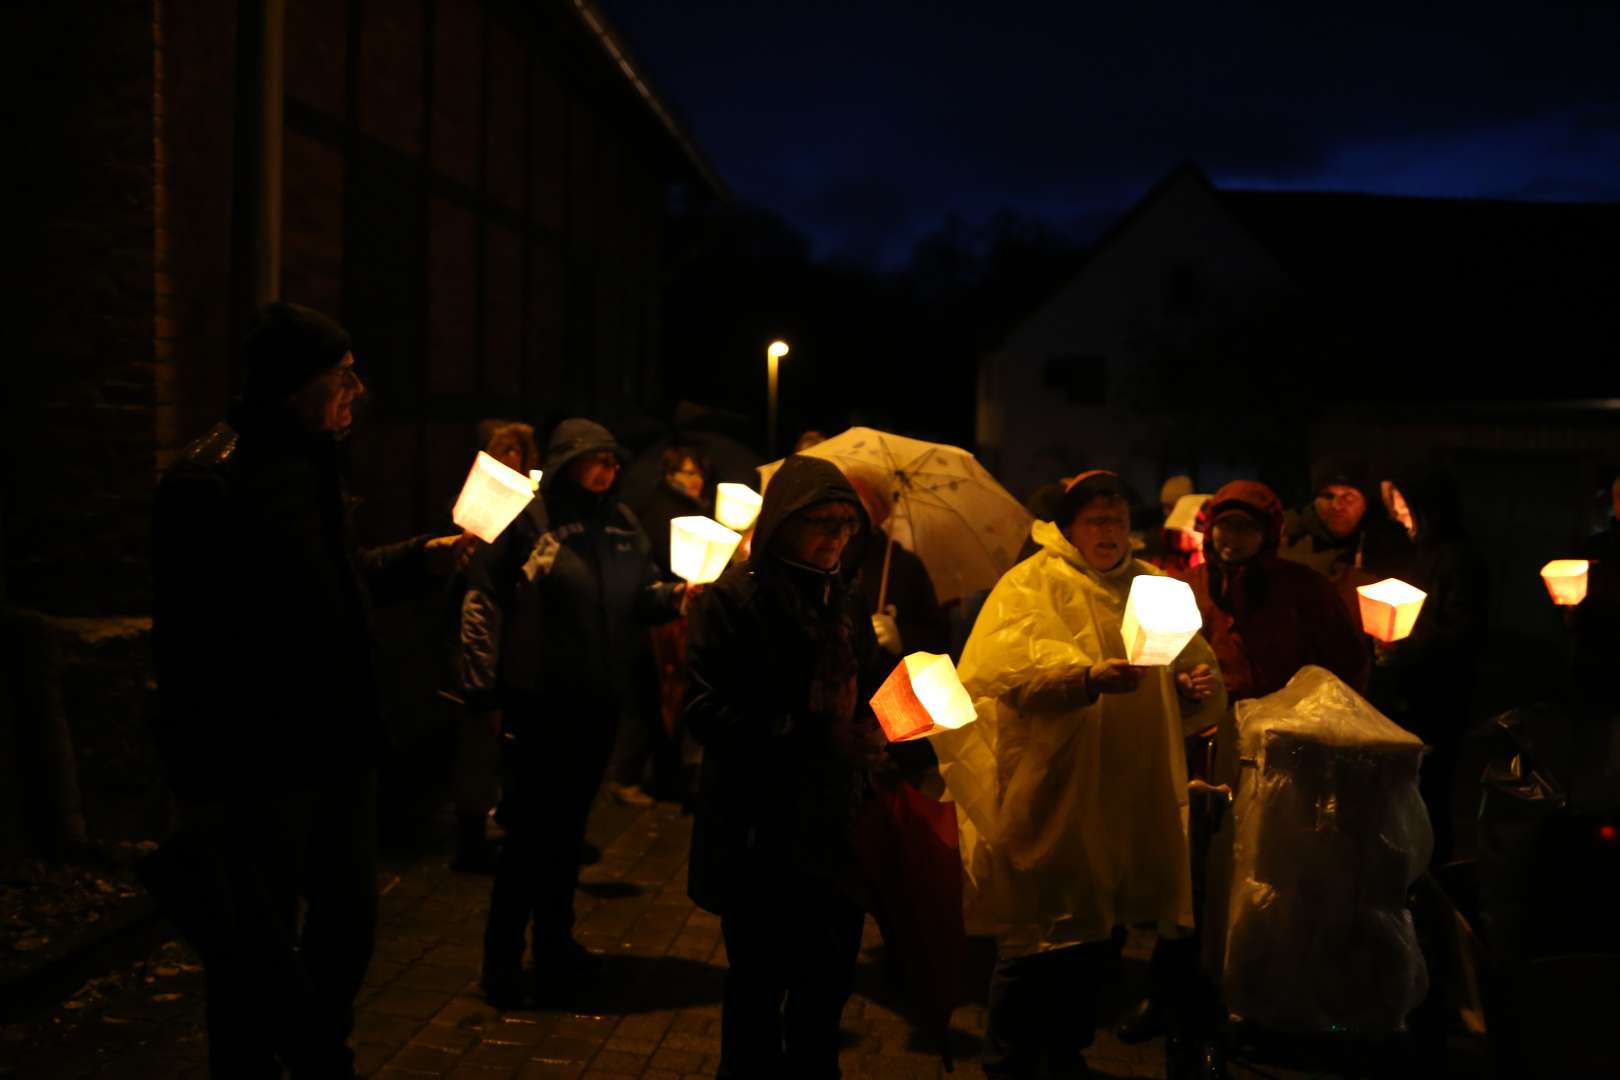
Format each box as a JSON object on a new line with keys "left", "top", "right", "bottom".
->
{"left": 684, "top": 454, "right": 889, "bottom": 1079}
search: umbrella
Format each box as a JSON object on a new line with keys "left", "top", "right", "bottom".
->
{"left": 758, "top": 427, "right": 1030, "bottom": 605}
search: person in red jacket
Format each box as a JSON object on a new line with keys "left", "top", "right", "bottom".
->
{"left": 1117, "top": 480, "right": 1368, "bottom": 1060}
{"left": 1190, "top": 480, "right": 1369, "bottom": 702}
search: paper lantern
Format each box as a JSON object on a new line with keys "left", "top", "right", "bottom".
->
{"left": 1540, "top": 559, "right": 1589, "bottom": 606}
{"left": 528, "top": 469, "right": 543, "bottom": 492}
{"left": 1164, "top": 493, "right": 1212, "bottom": 533}
{"left": 1356, "top": 578, "right": 1428, "bottom": 642}
{"left": 870, "top": 652, "right": 977, "bottom": 742}
{"left": 1120, "top": 575, "right": 1202, "bottom": 666}
{"left": 452, "top": 451, "right": 536, "bottom": 543}
{"left": 714, "top": 482, "right": 763, "bottom": 532}
{"left": 670, "top": 516, "right": 742, "bottom": 584}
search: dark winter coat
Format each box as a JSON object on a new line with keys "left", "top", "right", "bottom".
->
{"left": 1573, "top": 517, "right": 1620, "bottom": 703}
{"left": 1367, "top": 469, "right": 1487, "bottom": 733}
{"left": 1188, "top": 481, "right": 1370, "bottom": 701}
{"left": 859, "top": 526, "right": 951, "bottom": 656}
{"left": 152, "top": 407, "right": 432, "bottom": 803}
{"left": 456, "top": 419, "right": 681, "bottom": 712}
{"left": 633, "top": 479, "right": 708, "bottom": 578}
{"left": 684, "top": 456, "right": 886, "bottom": 914}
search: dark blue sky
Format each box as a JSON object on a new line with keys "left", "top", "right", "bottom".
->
{"left": 600, "top": 0, "right": 1620, "bottom": 268}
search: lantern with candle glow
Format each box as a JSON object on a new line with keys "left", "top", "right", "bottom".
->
{"left": 1120, "top": 575, "right": 1202, "bottom": 666}
{"left": 1540, "top": 559, "right": 1589, "bottom": 606}
{"left": 870, "top": 652, "right": 977, "bottom": 742}
{"left": 670, "top": 516, "right": 742, "bottom": 584}
{"left": 528, "top": 469, "right": 543, "bottom": 492}
{"left": 714, "top": 482, "right": 763, "bottom": 532}
{"left": 452, "top": 451, "right": 536, "bottom": 543}
{"left": 1356, "top": 578, "right": 1428, "bottom": 643}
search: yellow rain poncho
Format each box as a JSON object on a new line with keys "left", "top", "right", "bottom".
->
{"left": 932, "top": 520, "right": 1226, "bottom": 956}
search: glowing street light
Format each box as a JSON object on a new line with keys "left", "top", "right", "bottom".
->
{"left": 767, "top": 340, "right": 789, "bottom": 455}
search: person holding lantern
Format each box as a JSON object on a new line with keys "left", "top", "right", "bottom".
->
{"left": 447, "top": 419, "right": 542, "bottom": 874}
{"left": 152, "top": 302, "right": 475, "bottom": 1080}
{"left": 1369, "top": 468, "right": 1487, "bottom": 865}
{"left": 1279, "top": 455, "right": 1408, "bottom": 625}
{"left": 938, "top": 470, "right": 1226, "bottom": 1079}
{"left": 466, "top": 418, "right": 691, "bottom": 1007}
{"left": 684, "top": 454, "right": 888, "bottom": 1079}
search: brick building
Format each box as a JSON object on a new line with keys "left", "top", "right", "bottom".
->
{"left": 6, "top": 0, "right": 723, "bottom": 860}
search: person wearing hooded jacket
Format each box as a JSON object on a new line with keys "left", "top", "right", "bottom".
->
{"left": 463, "top": 418, "right": 688, "bottom": 1007}
{"left": 932, "top": 471, "right": 1226, "bottom": 1079}
{"left": 684, "top": 455, "right": 888, "bottom": 1079}
{"left": 1371, "top": 468, "right": 1487, "bottom": 865}
{"left": 153, "top": 302, "right": 473, "bottom": 1079}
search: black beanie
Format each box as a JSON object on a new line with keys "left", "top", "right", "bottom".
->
{"left": 242, "top": 302, "right": 352, "bottom": 403}
{"left": 1309, "top": 455, "right": 1370, "bottom": 500}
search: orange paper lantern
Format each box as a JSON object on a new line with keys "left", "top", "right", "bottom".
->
{"left": 1356, "top": 578, "right": 1428, "bottom": 643}
{"left": 870, "top": 652, "right": 977, "bottom": 742}
{"left": 452, "top": 451, "right": 536, "bottom": 543}
{"left": 1540, "top": 559, "right": 1589, "bottom": 606}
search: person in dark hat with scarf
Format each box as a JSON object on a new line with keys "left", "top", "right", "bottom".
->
{"left": 471, "top": 418, "right": 690, "bottom": 1007}
{"left": 684, "top": 455, "right": 888, "bottom": 1078}
{"left": 153, "top": 301, "right": 474, "bottom": 1079}
{"left": 1279, "top": 455, "right": 1408, "bottom": 628}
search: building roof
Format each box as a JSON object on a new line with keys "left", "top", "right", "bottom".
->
{"left": 568, "top": 0, "right": 728, "bottom": 197}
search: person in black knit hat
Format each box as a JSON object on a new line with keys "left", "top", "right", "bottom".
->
{"left": 153, "top": 301, "right": 475, "bottom": 1079}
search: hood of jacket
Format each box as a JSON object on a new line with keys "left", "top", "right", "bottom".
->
{"left": 1201, "top": 480, "right": 1285, "bottom": 561}
{"left": 1389, "top": 467, "right": 1464, "bottom": 545}
{"left": 542, "top": 418, "right": 625, "bottom": 493}
{"left": 750, "top": 455, "right": 868, "bottom": 571}
{"left": 1029, "top": 517, "right": 1137, "bottom": 583}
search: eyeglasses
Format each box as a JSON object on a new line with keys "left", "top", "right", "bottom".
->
{"left": 800, "top": 513, "right": 861, "bottom": 537}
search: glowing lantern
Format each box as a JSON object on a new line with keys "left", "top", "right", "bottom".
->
{"left": 1540, "top": 559, "right": 1589, "bottom": 606}
{"left": 452, "top": 451, "right": 536, "bottom": 543}
{"left": 1121, "top": 575, "right": 1202, "bottom": 666}
{"left": 528, "top": 469, "right": 543, "bottom": 492}
{"left": 714, "top": 482, "right": 763, "bottom": 532}
{"left": 870, "top": 652, "right": 977, "bottom": 742}
{"left": 1356, "top": 578, "right": 1428, "bottom": 642}
{"left": 670, "top": 516, "right": 742, "bottom": 584}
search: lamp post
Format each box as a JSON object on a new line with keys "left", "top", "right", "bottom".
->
{"left": 767, "top": 340, "right": 790, "bottom": 455}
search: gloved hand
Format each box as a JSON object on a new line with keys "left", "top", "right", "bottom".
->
{"left": 871, "top": 605, "right": 903, "bottom": 655}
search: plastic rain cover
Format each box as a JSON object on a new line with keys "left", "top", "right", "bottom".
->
{"left": 1222, "top": 665, "right": 1432, "bottom": 1032}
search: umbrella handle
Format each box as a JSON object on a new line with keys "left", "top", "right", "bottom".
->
{"left": 877, "top": 533, "right": 895, "bottom": 613}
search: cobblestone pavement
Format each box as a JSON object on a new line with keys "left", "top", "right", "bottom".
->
{"left": 4, "top": 792, "right": 1372, "bottom": 1080}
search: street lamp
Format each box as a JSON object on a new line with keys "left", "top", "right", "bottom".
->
{"left": 767, "top": 340, "right": 790, "bottom": 455}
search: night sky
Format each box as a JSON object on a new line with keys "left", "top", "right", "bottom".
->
{"left": 600, "top": 0, "right": 1620, "bottom": 268}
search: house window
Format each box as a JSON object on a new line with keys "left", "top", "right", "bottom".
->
{"left": 1043, "top": 354, "right": 1107, "bottom": 404}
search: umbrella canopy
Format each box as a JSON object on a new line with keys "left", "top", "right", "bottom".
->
{"left": 758, "top": 427, "right": 1031, "bottom": 604}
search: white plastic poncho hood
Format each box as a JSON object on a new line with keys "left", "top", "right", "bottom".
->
{"left": 931, "top": 519, "right": 1226, "bottom": 954}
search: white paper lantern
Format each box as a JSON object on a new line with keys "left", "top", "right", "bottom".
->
{"left": 870, "top": 652, "right": 977, "bottom": 742}
{"left": 670, "top": 516, "right": 743, "bottom": 584}
{"left": 1121, "top": 575, "right": 1202, "bottom": 666}
{"left": 452, "top": 451, "right": 536, "bottom": 543}
{"left": 714, "top": 482, "right": 763, "bottom": 532}
{"left": 1356, "top": 578, "right": 1428, "bottom": 642}
{"left": 1164, "top": 493, "right": 1212, "bottom": 532}
{"left": 1540, "top": 559, "right": 1589, "bottom": 606}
